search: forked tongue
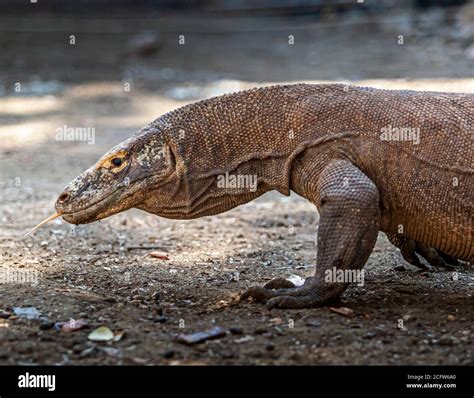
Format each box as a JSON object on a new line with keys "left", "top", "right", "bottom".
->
{"left": 23, "top": 212, "right": 63, "bottom": 238}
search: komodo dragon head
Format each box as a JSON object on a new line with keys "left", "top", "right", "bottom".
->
{"left": 53, "top": 122, "right": 183, "bottom": 225}
{"left": 52, "top": 117, "right": 274, "bottom": 225}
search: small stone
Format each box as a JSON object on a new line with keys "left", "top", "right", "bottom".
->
{"left": 0, "top": 310, "right": 11, "bottom": 319}
{"left": 39, "top": 321, "right": 54, "bottom": 331}
{"left": 409, "top": 336, "right": 419, "bottom": 345}
{"left": 394, "top": 265, "right": 406, "bottom": 272}
{"left": 13, "top": 307, "right": 41, "bottom": 320}
{"left": 176, "top": 326, "right": 227, "bottom": 345}
{"left": 363, "top": 332, "right": 376, "bottom": 339}
{"left": 265, "top": 343, "right": 275, "bottom": 351}
{"left": 128, "top": 32, "right": 162, "bottom": 56}
{"left": 229, "top": 327, "right": 243, "bottom": 335}
{"left": 163, "top": 350, "right": 175, "bottom": 359}
{"left": 100, "top": 347, "right": 120, "bottom": 356}
{"left": 438, "top": 335, "right": 456, "bottom": 346}
{"left": 447, "top": 314, "right": 455, "bottom": 322}
{"left": 234, "top": 335, "right": 254, "bottom": 344}
{"left": 418, "top": 345, "right": 431, "bottom": 354}
{"left": 304, "top": 318, "right": 321, "bottom": 327}
{"left": 72, "top": 344, "right": 84, "bottom": 354}
{"left": 79, "top": 347, "right": 95, "bottom": 358}
{"left": 155, "top": 316, "right": 167, "bottom": 323}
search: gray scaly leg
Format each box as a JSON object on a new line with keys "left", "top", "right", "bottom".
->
{"left": 241, "top": 160, "right": 380, "bottom": 309}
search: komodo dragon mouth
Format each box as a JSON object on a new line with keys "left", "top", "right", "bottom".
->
{"left": 59, "top": 189, "right": 122, "bottom": 225}
{"left": 56, "top": 177, "right": 146, "bottom": 225}
{"left": 24, "top": 182, "right": 128, "bottom": 235}
{"left": 24, "top": 193, "right": 116, "bottom": 236}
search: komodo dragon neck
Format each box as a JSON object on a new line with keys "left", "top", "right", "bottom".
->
{"left": 143, "top": 83, "right": 362, "bottom": 218}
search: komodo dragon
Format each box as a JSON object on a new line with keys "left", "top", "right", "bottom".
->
{"left": 50, "top": 84, "right": 473, "bottom": 309}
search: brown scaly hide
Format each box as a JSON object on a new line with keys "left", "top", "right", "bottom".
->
{"left": 144, "top": 84, "right": 472, "bottom": 261}
{"left": 58, "top": 84, "right": 473, "bottom": 271}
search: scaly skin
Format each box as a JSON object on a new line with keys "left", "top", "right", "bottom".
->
{"left": 55, "top": 84, "right": 473, "bottom": 309}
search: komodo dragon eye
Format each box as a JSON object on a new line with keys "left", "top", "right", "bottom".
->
{"left": 97, "top": 150, "right": 128, "bottom": 172}
{"left": 111, "top": 157, "right": 122, "bottom": 167}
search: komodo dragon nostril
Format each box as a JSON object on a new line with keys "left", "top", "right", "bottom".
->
{"left": 57, "top": 191, "right": 70, "bottom": 203}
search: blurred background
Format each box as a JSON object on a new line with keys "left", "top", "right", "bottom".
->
{"left": 1, "top": 0, "right": 473, "bottom": 87}
{"left": 1, "top": 0, "right": 472, "bottom": 158}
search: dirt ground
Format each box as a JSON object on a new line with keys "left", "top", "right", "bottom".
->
{"left": 0, "top": 7, "right": 473, "bottom": 365}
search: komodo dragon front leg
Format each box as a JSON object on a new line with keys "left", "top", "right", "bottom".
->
{"left": 241, "top": 160, "right": 380, "bottom": 309}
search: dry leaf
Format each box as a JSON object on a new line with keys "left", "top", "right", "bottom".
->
{"left": 60, "top": 318, "right": 88, "bottom": 333}
{"left": 149, "top": 251, "right": 169, "bottom": 260}
{"left": 113, "top": 330, "right": 125, "bottom": 342}
{"left": 269, "top": 317, "right": 284, "bottom": 326}
{"left": 329, "top": 307, "right": 354, "bottom": 318}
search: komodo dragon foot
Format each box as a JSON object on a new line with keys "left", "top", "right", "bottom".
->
{"left": 386, "top": 233, "right": 460, "bottom": 271}
{"left": 241, "top": 277, "right": 344, "bottom": 309}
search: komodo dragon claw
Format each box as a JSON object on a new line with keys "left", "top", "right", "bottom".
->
{"left": 416, "top": 244, "right": 459, "bottom": 271}
{"left": 240, "top": 285, "right": 324, "bottom": 309}
{"left": 241, "top": 277, "right": 343, "bottom": 309}
{"left": 263, "top": 278, "right": 296, "bottom": 290}
{"left": 386, "top": 233, "right": 461, "bottom": 272}
{"left": 240, "top": 278, "right": 337, "bottom": 309}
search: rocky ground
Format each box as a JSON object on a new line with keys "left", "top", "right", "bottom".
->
{"left": 0, "top": 6, "right": 472, "bottom": 365}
